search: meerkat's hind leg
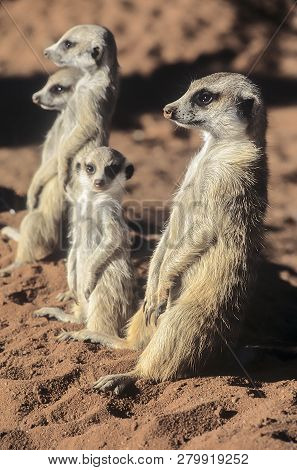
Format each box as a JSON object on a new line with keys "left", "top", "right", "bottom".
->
{"left": 33, "top": 307, "right": 79, "bottom": 323}
{"left": 93, "top": 371, "right": 138, "bottom": 396}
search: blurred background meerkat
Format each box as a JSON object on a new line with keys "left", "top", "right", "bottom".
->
{"left": 27, "top": 24, "right": 120, "bottom": 207}
{"left": 34, "top": 146, "right": 136, "bottom": 340}
{"left": 91, "top": 72, "right": 268, "bottom": 395}
{"left": 0, "top": 67, "right": 82, "bottom": 276}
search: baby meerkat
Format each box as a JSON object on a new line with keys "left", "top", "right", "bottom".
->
{"left": 34, "top": 146, "right": 136, "bottom": 340}
{"left": 0, "top": 68, "right": 82, "bottom": 276}
{"left": 90, "top": 72, "right": 268, "bottom": 395}
{"left": 27, "top": 24, "right": 119, "bottom": 208}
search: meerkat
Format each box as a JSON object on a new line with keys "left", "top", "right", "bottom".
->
{"left": 27, "top": 24, "right": 119, "bottom": 209}
{"left": 34, "top": 146, "right": 136, "bottom": 339}
{"left": 33, "top": 67, "right": 83, "bottom": 165}
{"left": 0, "top": 67, "right": 82, "bottom": 276}
{"left": 88, "top": 72, "right": 268, "bottom": 395}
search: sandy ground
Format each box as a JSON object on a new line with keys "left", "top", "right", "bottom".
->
{"left": 0, "top": 0, "right": 297, "bottom": 450}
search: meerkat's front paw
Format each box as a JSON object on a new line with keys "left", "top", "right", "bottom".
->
{"left": 93, "top": 373, "right": 137, "bottom": 395}
{"left": 148, "top": 287, "right": 170, "bottom": 325}
{"left": 84, "top": 276, "right": 96, "bottom": 301}
{"left": 26, "top": 187, "right": 39, "bottom": 211}
{"left": 143, "top": 292, "right": 158, "bottom": 325}
{"left": 144, "top": 287, "right": 169, "bottom": 325}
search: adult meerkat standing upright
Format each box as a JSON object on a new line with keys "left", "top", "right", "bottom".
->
{"left": 0, "top": 68, "right": 82, "bottom": 275}
{"left": 33, "top": 67, "right": 83, "bottom": 165}
{"left": 90, "top": 72, "right": 268, "bottom": 394}
{"left": 27, "top": 24, "right": 119, "bottom": 208}
{"left": 34, "top": 147, "right": 135, "bottom": 338}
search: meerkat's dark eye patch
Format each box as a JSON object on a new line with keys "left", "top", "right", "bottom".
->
{"left": 75, "top": 162, "right": 81, "bottom": 172}
{"left": 49, "top": 84, "right": 69, "bottom": 95}
{"left": 192, "top": 89, "right": 216, "bottom": 106}
{"left": 63, "top": 40, "right": 75, "bottom": 50}
{"left": 85, "top": 163, "right": 96, "bottom": 175}
{"left": 104, "top": 163, "right": 123, "bottom": 179}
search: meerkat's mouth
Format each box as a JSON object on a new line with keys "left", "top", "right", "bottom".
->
{"left": 39, "top": 103, "right": 57, "bottom": 110}
{"left": 172, "top": 118, "right": 206, "bottom": 129}
{"left": 51, "top": 56, "right": 66, "bottom": 67}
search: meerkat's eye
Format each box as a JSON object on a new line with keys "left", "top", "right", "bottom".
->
{"left": 193, "top": 90, "right": 214, "bottom": 106}
{"left": 85, "top": 163, "right": 96, "bottom": 175}
{"left": 63, "top": 40, "right": 75, "bottom": 49}
{"left": 49, "top": 84, "right": 66, "bottom": 94}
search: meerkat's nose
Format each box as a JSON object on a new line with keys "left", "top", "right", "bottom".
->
{"left": 163, "top": 105, "right": 175, "bottom": 119}
{"left": 94, "top": 179, "right": 105, "bottom": 188}
{"left": 32, "top": 93, "right": 40, "bottom": 104}
{"left": 44, "top": 48, "right": 50, "bottom": 58}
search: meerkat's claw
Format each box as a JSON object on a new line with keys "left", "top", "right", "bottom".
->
{"left": 154, "top": 301, "right": 167, "bottom": 325}
{"left": 144, "top": 297, "right": 157, "bottom": 326}
{"left": 56, "top": 330, "right": 75, "bottom": 342}
{"left": 93, "top": 373, "right": 136, "bottom": 395}
{"left": 56, "top": 290, "right": 74, "bottom": 302}
{"left": 144, "top": 304, "right": 154, "bottom": 326}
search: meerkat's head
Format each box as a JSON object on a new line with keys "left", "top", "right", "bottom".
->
{"left": 163, "top": 72, "right": 266, "bottom": 144}
{"left": 44, "top": 25, "right": 118, "bottom": 71}
{"left": 75, "top": 146, "right": 134, "bottom": 197}
{"left": 32, "top": 67, "right": 82, "bottom": 110}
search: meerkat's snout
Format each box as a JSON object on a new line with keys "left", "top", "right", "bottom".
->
{"left": 94, "top": 178, "right": 105, "bottom": 189}
{"left": 163, "top": 105, "right": 175, "bottom": 119}
{"left": 32, "top": 92, "right": 41, "bottom": 104}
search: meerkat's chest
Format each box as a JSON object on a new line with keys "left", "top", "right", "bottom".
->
{"left": 72, "top": 198, "right": 103, "bottom": 248}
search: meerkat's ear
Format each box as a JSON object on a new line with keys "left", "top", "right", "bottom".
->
{"left": 236, "top": 97, "right": 255, "bottom": 121}
{"left": 125, "top": 164, "right": 134, "bottom": 180}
